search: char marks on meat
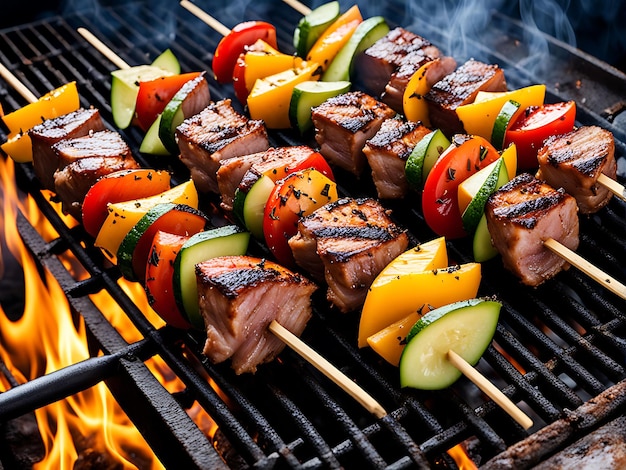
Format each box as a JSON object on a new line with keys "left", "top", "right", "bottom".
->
{"left": 289, "top": 197, "right": 409, "bottom": 312}
{"left": 197, "top": 256, "right": 317, "bottom": 374}
{"left": 29, "top": 108, "right": 106, "bottom": 191}
{"left": 177, "top": 99, "right": 269, "bottom": 193}
{"left": 425, "top": 59, "right": 507, "bottom": 136}
{"left": 52, "top": 130, "right": 139, "bottom": 219}
{"left": 312, "top": 91, "right": 396, "bottom": 175}
{"left": 536, "top": 125, "right": 617, "bottom": 214}
{"left": 217, "top": 145, "right": 320, "bottom": 212}
{"left": 485, "top": 173, "right": 579, "bottom": 287}
{"left": 177, "top": 72, "right": 212, "bottom": 119}
{"left": 363, "top": 118, "right": 432, "bottom": 199}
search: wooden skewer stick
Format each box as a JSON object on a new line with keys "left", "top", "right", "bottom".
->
{"left": 597, "top": 173, "right": 626, "bottom": 202}
{"left": 179, "top": 0, "right": 231, "bottom": 37}
{"left": 74, "top": 26, "right": 389, "bottom": 418}
{"left": 544, "top": 238, "right": 626, "bottom": 300}
{"left": 282, "top": 0, "right": 312, "bottom": 16}
{"left": 77, "top": 27, "right": 130, "bottom": 70}
{"left": 447, "top": 350, "right": 533, "bottom": 430}
{"left": 0, "top": 63, "right": 38, "bottom": 104}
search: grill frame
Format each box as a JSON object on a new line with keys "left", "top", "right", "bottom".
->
{"left": 0, "top": 1, "right": 625, "bottom": 468}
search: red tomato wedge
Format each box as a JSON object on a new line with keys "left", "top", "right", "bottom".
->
{"left": 135, "top": 72, "right": 202, "bottom": 131}
{"left": 145, "top": 231, "right": 191, "bottom": 329}
{"left": 504, "top": 101, "right": 576, "bottom": 169}
{"left": 212, "top": 21, "right": 277, "bottom": 83}
{"left": 422, "top": 135, "right": 500, "bottom": 239}
{"left": 82, "top": 169, "right": 172, "bottom": 238}
{"left": 263, "top": 168, "right": 338, "bottom": 266}
{"left": 266, "top": 150, "right": 334, "bottom": 182}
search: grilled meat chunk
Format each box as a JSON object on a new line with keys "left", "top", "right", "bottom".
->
{"left": 52, "top": 130, "right": 139, "bottom": 219}
{"left": 312, "top": 91, "right": 396, "bottom": 175}
{"left": 289, "top": 197, "right": 409, "bottom": 312}
{"left": 177, "top": 99, "right": 269, "bottom": 193}
{"left": 363, "top": 118, "right": 432, "bottom": 199}
{"left": 353, "top": 27, "right": 443, "bottom": 98}
{"left": 485, "top": 173, "right": 579, "bottom": 287}
{"left": 197, "top": 256, "right": 317, "bottom": 374}
{"left": 217, "top": 145, "right": 320, "bottom": 211}
{"left": 383, "top": 55, "right": 457, "bottom": 114}
{"left": 29, "top": 108, "right": 105, "bottom": 191}
{"left": 536, "top": 125, "right": 617, "bottom": 214}
{"left": 425, "top": 59, "right": 507, "bottom": 136}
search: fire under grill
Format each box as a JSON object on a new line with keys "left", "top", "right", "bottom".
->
{"left": 0, "top": 1, "right": 625, "bottom": 468}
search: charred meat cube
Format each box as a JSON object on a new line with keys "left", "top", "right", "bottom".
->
{"left": 382, "top": 54, "right": 457, "bottom": 114}
{"left": 363, "top": 118, "right": 432, "bottom": 199}
{"left": 197, "top": 256, "right": 317, "bottom": 374}
{"left": 485, "top": 173, "right": 579, "bottom": 287}
{"left": 176, "top": 99, "right": 269, "bottom": 193}
{"left": 353, "top": 27, "right": 443, "bottom": 98}
{"left": 536, "top": 125, "right": 617, "bottom": 214}
{"left": 312, "top": 91, "right": 396, "bottom": 175}
{"left": 425, "top": 59, "right": 507, "bottom": 136}
{"left": 289, "top": 197, "right": 409, "bottom": 312}
{"left": 217, "top": 145, "right": 321, "bottom": 212}
{"left": 52, "top": 132, "right": 139, "bottom": 220}
{"left": 29, "top": 107, "right": 105, "bottom": 191}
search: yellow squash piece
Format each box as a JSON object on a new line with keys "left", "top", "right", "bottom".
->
{"left": 306, "top": 5, "right": 362, "bottom": 71}
{"left": 247, "top": 62, "right": 321, "bottom": 129}
{"left": 456, "top": 84, "right": 546, "bottom": 140}
{"left": 366, "top": 263, "right": 483, "bottom": 365}
{"left": 1, "top": 81, "right": 80, "bottom": 163}
{"left": 358, "top": 237, "right": 448, "bottom": 348}
{"left": 244, "top": 40, "right": 304, "bottom": 93}
{"left": 402, "top": 58, "right": 442, "bottom": 126}
{"left": 95, "top": 179, "right": 198, "bottom": 262}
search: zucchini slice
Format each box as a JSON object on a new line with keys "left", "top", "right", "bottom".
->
{"left": 405, "top": 129, "right": 450, "bottom": 190}
{"left": 293, "top": 1, "right": 340, "bottom": 57}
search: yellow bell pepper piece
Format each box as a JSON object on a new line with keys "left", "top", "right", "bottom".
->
{"left": 95, "top": 179, "right": 198, "bottom": 262}
{"left": 306, "top": 5, "right": 362, "bottom": 71}
{"left": 402, "top": 58, "right": 442, "bottom": 126}
{"left": 456, "top": 84, "right": 546, "bottom": 140}
{"left": 244, "top": 40, "right": 304, "bottom": 93}
{"left": 358, "top": 237, "right": 448, "bottom": 348}
{"left": 365, "top": 263, "right": 483, "bottom": 365}
{"left": 1, "top": 133, "right": 34, "bottom": 163}
{"left": 247, "top": 62, "right": 321, "bottom": 129}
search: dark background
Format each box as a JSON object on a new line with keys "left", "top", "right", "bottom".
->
{"left": 1, "top": 0, "right": 625, "bottom": 72}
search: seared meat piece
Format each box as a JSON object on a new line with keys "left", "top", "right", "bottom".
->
{"left": 177, "top": 99, "right": 269, "bottom": 193}
{"left": 485, "top": 173, "right": 579, "bottom": 287}
{"left": 176, "top": 72, "right": 211, "bottom": 120}
{"left": 29, "top": 108, "right": 105, "bottom": 191}
{"left": 217, "top": 145, "right": 320, "bottom": 211}
{"left": 425, "top": 59, "right": 507, "bottom": 136}
{"left": 363, "top": 118, "right": 431, "bottom": 199}
{"left": 536, "top": 126, "right": 617, "bottom": 214}
{"left": 312, "top": 91, "right": 396, "bottom": 175}
{"left": 289, "top": 197, "right": 409, "bottom": 312}
{"left": 197, "top": 256, "right": 317, "bottom": 374}
{"left": 382, "top": 55, "right": 457, "bottom": 114}
{"left": 52, "top": 130, "right": 138, "bottom": 219}
{"left": 353, "top": 27, "right": 442, "bottom": 98}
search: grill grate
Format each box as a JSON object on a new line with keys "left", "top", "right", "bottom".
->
{"left": 1, "top": 1, "right": 626, "bottom": 468}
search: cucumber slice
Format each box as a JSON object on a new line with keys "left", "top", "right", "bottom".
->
{"left": 289, "top": 80, "right": 351, "bottom": 133}
{"left": 117, "top": 203, "right": 176, "bottom": 281}
{"left": 173, "top": 226, "right": 250, "bottom": 329}
{"left": 491, "top": 99, "right": 521, "bottom": 150}
{"left": 461, "top": 157, "right": 509, "bottom": 234}
{"left": 139, "top": 114, "right": 170, "bottom": 155}
{"left": 293, "top": 1, "right": 340, "bottom": 57}
{"left": 150, "top": 48, "right": 181, "bottom": 74}
{"left": 242, "top": 175, "right": 276, "bottom": 239}
{"left": 323, "top": 16, "right": 389, "bottom": 82}
{"left": 405, "top": 129, "right": 450, "bottom": 190}
{"left": 111, "top": 65, "right": 173, "bottom": 129}
{"left": 399, "top": 298, "right": 501, "bottom": 390}
{"left": 473, "top": 214, "right": 498, "bottom": 262}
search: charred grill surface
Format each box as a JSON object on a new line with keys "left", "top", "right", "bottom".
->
{"left": 0, "top": 1, "right": 625, "bottom": 469}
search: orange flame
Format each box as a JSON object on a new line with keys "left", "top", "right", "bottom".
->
{"left": 448, "top": 442, "right": 478, "bottom": 470}
{"left": 0, "top": 155, "right": 203, "bottom": 468}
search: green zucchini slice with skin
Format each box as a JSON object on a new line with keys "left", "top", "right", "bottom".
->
{"left": 473, "top": 214, "right": 499, "bottom": 262}
{"left": 405, "top": 129, "right": 451, "bottom": 190}
{"left": 293, "top": 1, "right": 340, "bottom": 58}
{"left": 491, "top": 99, "right": 521, "bottom": 150}
{"left": 399, "top": 298, "right": 501, "bottom": 390}
{"left": 233, "top": 175, "right": 276, "bottom": 240}
{"left": 173, "top": 226, "right": 251, "bottom": 329}
{"left": 289, "top": 80, "right": 351, "bottom": 134}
